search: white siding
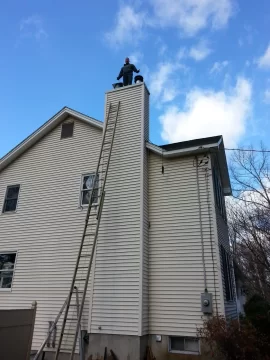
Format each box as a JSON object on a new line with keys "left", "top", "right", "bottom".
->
{"left": 0, "top": 118, "right": 102, "bottom": 351}
{"left": 149, "top": 153, "right": 223, "bottom": 336}
{"left": 89, "top": 83, "right": 149, "bottom": 336}
{"left": 141, "top": 86, "right": 149, "bottom": 335}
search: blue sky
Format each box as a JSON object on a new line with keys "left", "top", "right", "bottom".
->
{"left": 0, "top": 0, "right": 270, "bottom": 157}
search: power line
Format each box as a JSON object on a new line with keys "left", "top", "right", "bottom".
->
{"left": 225, "top": 148, "right": 270, "bottom": 153}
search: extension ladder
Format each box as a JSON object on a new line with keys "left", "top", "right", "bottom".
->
{"left": 54, "top": 102, "right": 120, "bottom": 360}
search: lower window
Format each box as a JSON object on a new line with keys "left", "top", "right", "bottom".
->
{"left": 169, "top": 336, "right": 200, "bottom": 354}
{"left": 0, "top": 253, "right": 17, "bottom": 289}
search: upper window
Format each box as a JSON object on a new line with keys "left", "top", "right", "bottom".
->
{"left": 2, "top": 185, "right": 20, "bottom": 213}
{"left": 212, "top": 166, "right": 226, "bottom": 220}
{"left": 221, "top": 245, "right": 234, "bottom": 301}
{"left": 81, "top": 174, "right": 99, "bottom": 206}
{"left": 169, "top": 336, "right": 199, "bottom": 354}
{"left": 0, "top": 253, "right": 17, "bottom": 289}
{"left": 61, "top": 122, "right": 74, "bottom": 139}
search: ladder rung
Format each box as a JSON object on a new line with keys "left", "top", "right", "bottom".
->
{"left": 66, "top": 318, "right": 78, "bottom": 321}
{"left": 77, "top": 265, "right": 89, "bottom": 269}
{"left": 80, "top": 254, "right": 90, "bottom": 258}
{"left": 75, "top": 278, "right": 86, "bottom": 282}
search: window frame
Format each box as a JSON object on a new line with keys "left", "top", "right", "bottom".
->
{"left": 0, "top": 251, "right": 17, "bottom": 292}
{"left": 60, "top": 121, "right": 74, "bottom": 139}
{"left": 220, "top": 245, "right": 234, "bottom": 301}
{"left": 169, "top": 336, "right": 200, "bottom": 355}
{"left": 80, "top": 173, "right": 99, "bottom": 207}
{"left": 2, "top": 185, "right": 21, "bottom": 214}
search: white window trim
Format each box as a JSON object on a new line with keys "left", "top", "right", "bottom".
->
{"left": 168, "top": 336, "right": 200, "bottom": 355}
{"left": 0, "top": 251, "right": 18, "bottom": 292}
{"left": 79, "top": 173, "right": 99, "bottom": 208}
{"left": 2, "top": 184, "right": 21, "bottom": 214}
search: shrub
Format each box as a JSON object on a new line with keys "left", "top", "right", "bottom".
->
{"left": 197, "top": 315, "right": 270, "bottom": 360}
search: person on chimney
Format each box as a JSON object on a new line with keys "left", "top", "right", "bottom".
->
{"left": 117, "top": 57, "right": 140, "bottom": 86}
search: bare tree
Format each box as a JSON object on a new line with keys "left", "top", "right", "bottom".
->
{"left": 227, "top": 145, "right": 270, "bottom": 300}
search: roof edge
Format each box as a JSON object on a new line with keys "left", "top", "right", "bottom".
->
{"left": 146, "top": 139, "right": 232, "bottom": 196}
{"left": 0, "top": 107, "right": 103, "bottom": 172}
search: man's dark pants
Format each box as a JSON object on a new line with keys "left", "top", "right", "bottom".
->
{"left": 123, "top": 73, "right": 133, "bottom": 86}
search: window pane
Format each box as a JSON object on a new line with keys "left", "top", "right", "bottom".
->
{"left": 6, "top": 186, "right": 20, "bottom": 199}
{"left": 0, "top": 272, "right": 13, "bottom": 288}
{"left": 4, "top": 199, "right": 18, "bottom": 212}
{"left": 82, "top": 190, "right": 91, "bottom": 205}
{"left": 171, "top": 337, "right": 184, "bottom": 351}
{"left": 0, "top": 253, "right": 16, "bottom": 270}
{"left": 185, "top": 338, "right": 199, "bottom": 352}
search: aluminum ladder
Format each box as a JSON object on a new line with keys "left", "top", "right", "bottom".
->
{"left": 54, "top": 102, "right": 120, "bottom": 360}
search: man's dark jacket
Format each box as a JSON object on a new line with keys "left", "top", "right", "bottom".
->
{"left": 117, "top": 63, "right": 139, "bottom": 80}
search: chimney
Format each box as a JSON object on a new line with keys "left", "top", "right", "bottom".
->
{"left": 89, "top": 82, "right": 150, "bottom": 339}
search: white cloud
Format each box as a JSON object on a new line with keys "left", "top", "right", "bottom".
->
{"left": 210, "top": 60, "right": 229, "bottom": 74}
{"left": 189, "top": 40, "right": 212, "bottom": 61}
{"left": 128, "top": 51, "right": 143, "bottom": 64}
{"left": 20, "top": 15, "right": 48, "bottom": 41}
{"left": 176, "top": 47, "right": 187, "bottom": 60}
{"left": 160, "top": 77, "right": 252, "bottom": 147}
{"left": 149, "top": 62, "right": 179, "bottom": 103}
{"left": 264, "top": 89, "right": 270, "bottom": 104}
{"left": 150, "top": 0, "right": 234, "bottom": 36}
{"left": 257, "top": 44, "right": 270, "bottom": 69}
{"left": 105, "top": 5, "right": 145, "bottom": 47}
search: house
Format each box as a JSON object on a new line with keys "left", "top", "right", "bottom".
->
{"left": 0, "top": 83, "right": 237, "bottom": 360}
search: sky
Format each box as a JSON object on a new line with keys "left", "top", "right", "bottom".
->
{"left": 0, "top": 0, "right": 270, "bottom": 158}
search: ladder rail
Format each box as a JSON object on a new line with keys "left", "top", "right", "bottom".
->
{"left": 70, "top": 190, "right": 106, "bottom": 358}
{"left": 33, "top": 297, "right": 68, "bottom": 360}
{"left": 54, "top": 101, "right": 120, "bottom": 360}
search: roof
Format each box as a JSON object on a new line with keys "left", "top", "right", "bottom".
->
{"left": 147, "top": 135, "right": 231, "bottom": 195}
{"left": 160, "top": 135, "right": 222, "bottom": 151}
{"left": 0, "top": 107, "right": 231, "bottom": 195}
{"left": 0, "top": 107, "right": 103, "bottom": 172}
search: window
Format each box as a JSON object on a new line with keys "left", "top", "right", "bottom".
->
{"left": 169, "top": 337, "right": 200, "bottom": 354}
{"left": 212, "top": 166, "right": 226, "bottom": 220}
{"left": 221, "top": 245, "right": 234, "bottom": 301}
{"left": 61, "top": 122, "right": 74, "bottom": 139}
{"left": 0, "top": 253, "right": 17, "bottom": 289}
{"left": 81, "top": 174, "right": 99, "bottom": 206}
{"left": 2, "top": 185, "right": 20, "bottom": 213}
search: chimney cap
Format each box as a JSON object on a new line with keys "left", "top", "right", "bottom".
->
{"left": 112, "top": 82, "right": 123, "bottom": 89}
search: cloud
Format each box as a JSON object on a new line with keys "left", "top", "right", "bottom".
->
{"left": 160, "top": 77, "right": 252, "bottom": 147}
{"left": 149, "top": 62, "right": 188, "bottom": 103}
{"left": 150, "top": 0, "right": 234, "bottom": 36}
{"left": 105, "top": 5, "right": 145, "bottom": 47}
{"left": 149, "top": 62, "right": 178, "bottom": 103}
{"left": 189, "top": 40, "right": 212, "bottom": 61}
{"left": 264, "top": 89, "right": 270, "bottom": 104}
{"left": 128, "top": 51, "right": 143, "bottom": 64}
{"left": 257, "top": 44, "right": 270, "bottom": 69}
{"left": 20, "top": 15, "right": 48, "bottom": 41}
{"left": 210, "top": 60, "right": 229, "bottom": 74}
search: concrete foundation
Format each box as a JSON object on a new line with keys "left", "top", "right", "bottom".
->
{"left": 85, "top": 334, "right": 148, "bottom": 360}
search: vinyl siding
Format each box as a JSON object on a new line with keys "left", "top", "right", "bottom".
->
{"left": 149, "top": 153, "right": 223, "bottom": 336}
{"left": 216, "top": 211, "right": 238, "bottom": 319}
{"left": 89, "top": 83, "right": 148, "bottom": 336}
{"left": 0, "top": 118, "right": 102, "bottom": 351}
{"left": 141, "top": 86, "right": 149, "bottom": 335}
